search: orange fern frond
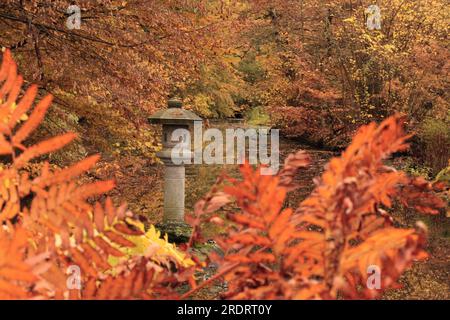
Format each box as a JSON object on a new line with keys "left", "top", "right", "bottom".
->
{"left": 0, "top": 49, "right": 198, "bottom": 300}
{"left": 0, "top": 228, "right": 38, "bottom": 299}
{"left": 191, "top": 115, "right": 446, "bottom": 300}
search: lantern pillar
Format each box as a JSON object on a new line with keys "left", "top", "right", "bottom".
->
{"left": 148, "top": 98, "right": 202, "bottom": 243}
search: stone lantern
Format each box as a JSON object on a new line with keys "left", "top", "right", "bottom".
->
{"left": 148, "top": 98, "right": 202, "bottom": 242}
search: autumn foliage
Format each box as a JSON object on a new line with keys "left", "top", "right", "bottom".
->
{"left": 0, "top": 50, "right": 446, "bottom": 300}
{"left": 0, "top": 49, "right": 196, "bottom": 299}
{"left": 185, "top": 119, "right": 446, "bottom": 299}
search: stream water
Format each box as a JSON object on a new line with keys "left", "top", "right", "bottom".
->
{"left": 184, "top": 120, "right": 337, "bottom": 230}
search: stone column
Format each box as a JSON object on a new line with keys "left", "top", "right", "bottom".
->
{"left": 148, "top": 98, "right": 202, "bottom": 243}
{"left": 156, "top": 124, "right": 192, "bottom": 243}
{"left": 163, "top": 164, "right": 185, "bottom": 222}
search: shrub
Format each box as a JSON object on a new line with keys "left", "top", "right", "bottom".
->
{"left": 418, "top": 117, "right": 450, "bottom": 174}
{"left": 245, "top": 106, "right": 270, "bottom": 126}
{"left": 237, "top": 53, "right": 266, "bottom": 84}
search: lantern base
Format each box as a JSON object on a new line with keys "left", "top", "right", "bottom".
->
{"left": 156, "top": 220, "right": 193, "bottom": 244}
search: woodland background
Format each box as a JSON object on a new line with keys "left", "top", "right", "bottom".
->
{"left": 0, "top": 0, "right": 449, "bottom": 299}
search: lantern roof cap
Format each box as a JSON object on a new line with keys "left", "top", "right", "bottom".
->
{"left": 148, "top": 99, "right": 202, "bottom": 125}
